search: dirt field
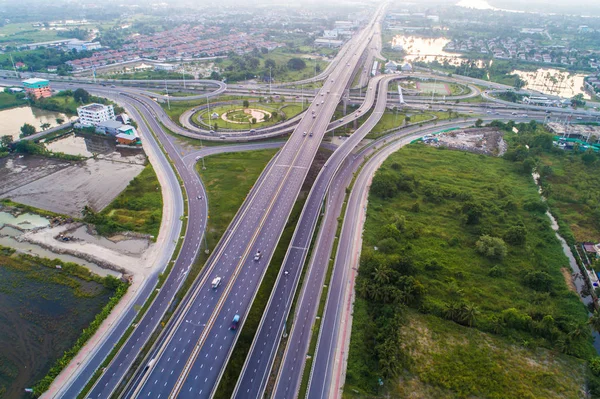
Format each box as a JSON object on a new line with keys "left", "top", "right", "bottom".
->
{"left": 0, "top": 155, "right": 144, "bottom": 217}
{"left": 426, "top": 127, "right": 507, "bottom": 156}
{"left": 0, "top": 155, "right": 73, "bottom": 195}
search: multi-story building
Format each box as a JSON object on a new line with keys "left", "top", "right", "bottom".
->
{"left": 22, "top": 78, "right": 52, "bottom": 99}
{"left": 77, "top": 103, "right": 115, "bottom": 126}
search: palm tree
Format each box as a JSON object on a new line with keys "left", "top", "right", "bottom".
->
{"left": 443, "top": 301, "right": 460, "bottom": 321}
{"left": 373, "top": 266, "right": 391, "bottom": 285}
{"left": 459, "top": 303, "right": 479, "bottom": 327}
{"left": 588, "top": 309, "right": 600, "bottom": 333}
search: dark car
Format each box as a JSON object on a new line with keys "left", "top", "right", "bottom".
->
{"left": 230, "top": 314, "right": 240, "bottom": 330}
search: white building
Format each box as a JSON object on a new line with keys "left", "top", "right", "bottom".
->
{"left": 77, "top": 103, "right": 115, "bottom": 126}
{"left": 65, "top": 39, "right": 101, "bottom": 52}
{"left": 154, "top": 63, "right": 177, "bottom": 71}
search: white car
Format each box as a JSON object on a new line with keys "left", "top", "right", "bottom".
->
{"left": 212, "top": 277, "right": 222, "bottom": 289}
{"left": 254, "top": 251, "right": 262, "bottom": 261}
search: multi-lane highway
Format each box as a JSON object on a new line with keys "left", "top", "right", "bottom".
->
{"left": 233, "top": 72, "right": 397, "bottom": 399}
{"left": 122, "top": 6, "right": 387, "bottom": 399}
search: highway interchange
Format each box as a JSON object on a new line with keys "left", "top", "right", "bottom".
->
{"left": 16, "top": 4, "right": 599, "bottom": 399}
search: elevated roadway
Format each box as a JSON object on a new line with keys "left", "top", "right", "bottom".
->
{"left": 233, "top": 73, "right": 398, "bottom": 399}
{"left": 126, "top": 5, "right": 387, "bottom": 399}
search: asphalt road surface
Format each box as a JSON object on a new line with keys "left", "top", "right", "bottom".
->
{"left": 233, "top": 73, "right": 397, "bottom": 399}
{"left": 126, "top": 6, "right": 387, "bottom": 399}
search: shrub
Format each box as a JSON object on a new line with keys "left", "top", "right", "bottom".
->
{"left": 475, "top": 235, "right": 507, "bottom": 259}
{"left": 504, "top": 224, "right": 527, "bottom": 245}
{"left": 524, "top": 270, "right": 553, "bottom": 292}
{"left": 523, "top": 198, "right": 547, "bottom": 213}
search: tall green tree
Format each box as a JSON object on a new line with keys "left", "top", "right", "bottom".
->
{"left": 20, "top": 123, "right": 36, "bottom": 138}
{"left": 73, "top": 88, "right": 90, "bottom": 104}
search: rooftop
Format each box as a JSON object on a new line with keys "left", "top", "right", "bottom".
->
{"left": 22, "top": 78, "right": 49, "bottom": 85}
{"left": 97, "top": 120, "right": 124, "bottom": 129}
{"left": 79, "top": 103, "right": 111, "bottom": 112}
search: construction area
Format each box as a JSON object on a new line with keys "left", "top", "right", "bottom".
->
{"left": 423, "top": 127, "right": 507, "bottom": 156}
{"left": 546, "top": 122, "right": 600, "bottom": 141}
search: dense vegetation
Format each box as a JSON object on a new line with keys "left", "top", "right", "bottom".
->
{"left": 83, "top": 163, "right": 163, "bottom": 238}
{"left": 0, "top": 48, "right": 93, "bottom": 74}
{"left": 29, "top": 88, "right": 124, "bottom": 115}
{"left": 345, "top": 142, "right": 599, "bottom": 398}
{"left": 213, "top": 48, "right": 327, "bottom": 83}
{"left": 0, "top": 90, "right": 27, "bottom": 110}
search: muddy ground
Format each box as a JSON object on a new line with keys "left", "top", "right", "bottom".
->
{"left": 0, "top": 154, "right": 144, "bottom": 217}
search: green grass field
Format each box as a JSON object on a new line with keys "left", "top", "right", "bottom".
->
{"left": 0, "top": 92, "right": 27, "bottom": 110}
{"left": 538, "top": 151, "right": 600, "bottom": 243}
{"left": 365, "top": 110, "right": 459, "bottom": 139}
{"left": 346, "top": 308, "right": 587, "bottom": 399}
{"left": 0, "top": 23, "right": 60, "bottom": 44}
{"left": 197, "top": 149, "right": 278, "bottom": 247}
{"left": 84, "top": 164, "right": 163, "bottom": 238}
{"left": 344, "top": 144, "right": 596, "bottom": 398}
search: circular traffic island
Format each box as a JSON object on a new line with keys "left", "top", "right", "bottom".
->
{"left": 221, "top": 108, "right": 272, "bottom": 124}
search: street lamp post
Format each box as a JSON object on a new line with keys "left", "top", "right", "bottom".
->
{"left": 206, "top": 97, "right": 211, "bottom": 130}
{"left": 164, "top": 80, "right": 171, "bottom": 110}
{"left": 269, "top": 67, "right": 272, "bottom": 95}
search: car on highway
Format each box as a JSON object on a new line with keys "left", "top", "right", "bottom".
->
{"left": 197, "top": 195, "right": 202, "bottom": 200}
{"left": 230, "top": 314, "right": 240, "bottom": 330}
{"left": 511, "top": 112, "right": 518, "bottom": 115}
{"left": 309, "top": 132, "right": 313, "bottom": 137}
{"left": 254, "top": 251, "right": 262, "bottom": 261}
{"left": 577, "top": 116, "right": 583, "bottom": 120}
{"left": 303, "top": 131, "right": 307, "bottom": 136}
{"left": 212, "top": 277, "right": 221, "bottom": 289}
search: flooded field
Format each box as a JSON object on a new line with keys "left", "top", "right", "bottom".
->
{"left": 45, "top": 132, "right": 146, "bottom": 163}
{"left": 391, "top": 35, "right": 486, "bottom": 67}
{"left": 0, "top": 212, "right": 119, "bottom": 278}
{"left": 1, "top": 136, "right": 146, "bottom": 217}
{"left": 0, "top": 251, "right": 112, "bottom": 398}
{"left": 512, "top": 68, "right": 589, "bottom": 99}
{"left": 0, "top": 106, "right": 75, "bottom": 140}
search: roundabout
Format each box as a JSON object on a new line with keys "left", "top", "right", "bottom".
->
{"left": 221, "top": 108, "right": 272, "bottom": 124}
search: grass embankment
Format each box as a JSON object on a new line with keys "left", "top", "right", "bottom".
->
{"left": 83, "top": 163, "right": 163, "bottom": 238}
{"left": 197, "top": 149, "right": 278, "bottom": 247}
{"left": 537, "top": 151, "right": 600, "bottom": 243}
{"left": 0, "top": 246, "right": 127, "bottom": 398}
{"left": 0, "top": 91, "right": 27, "bottom": 110}
{"left": 345, "top": 144, "right": 598, "bottom": 398}
{"left": 364, "top": 110, "right": 459, "bottom": 139}
{"left": 392, "top": 80, "right": 470, "bottom": 97}
{"left": 196, "top": 102, "right": 304, "bottom": 131}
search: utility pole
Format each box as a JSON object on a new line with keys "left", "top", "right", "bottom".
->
{"left": 181, "top": 64, "right": 186, "bottom": 89}
{"left": 206, "top": 97, "right": 211, "bottom": 130}
{"left": 164, "top": 80, "right": 171, "bottom": 110}
{"left": 269, "top": 67, "right": 272, "bottom": 94}
{"left": 9, "top": 53, "right": 18, "bottom": 78}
